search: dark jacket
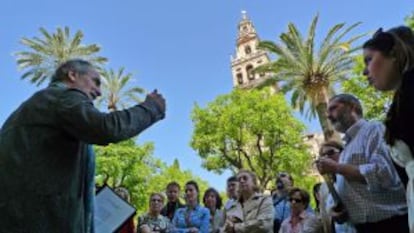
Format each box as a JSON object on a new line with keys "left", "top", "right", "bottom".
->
{"left": 0, "top": 85, "right": 164, "bottom": 233}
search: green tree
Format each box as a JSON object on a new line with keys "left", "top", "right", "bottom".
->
{"left": 405, "top": 11, "right": 414, "bottom": 29}
{"left": 342, "top": 56, "right": 393, "bottom": 120}
{"left": 98, "top": 67, "right": 145, "bottom": 111}
{"left": 191, "top": 88, "right": 312, "bottom": 189}
{"left": 147, "top": 159, "right": 210, "bottom": 204}
{"left": 256, "top": 14, "right": 364, "bottom": 140}
{"left": 148, "top": 159, "right": 209, "bottom": 193}
{"left": 15, "top": 26, "right": 107, "bottom": 86}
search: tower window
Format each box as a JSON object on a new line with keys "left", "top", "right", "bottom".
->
{"left": 246, "top": 65, "right": 254, "bottom": 80}
{"left": 245, "top": 46, "right": 252, "bottom": 55}
{"left": 237, "top": 73, "right": 243, "bottom": 84}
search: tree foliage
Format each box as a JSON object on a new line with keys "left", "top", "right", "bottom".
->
{"left": 15, "top": 26, "right": 107, "bottom": 86}
{"left": 97, "top": 67, "right": 145, "bottom": 111}
{"left": 256, "top": 14, "right": 364, "bottom": 140}
{"left": 191, "top": 88, "right": 313, "bottom": 189}
{"left": 148, "top": 159, "right": 210, "bottom": 204}
{"left": 405, "top": 11, "right": 414, "bottom": 30}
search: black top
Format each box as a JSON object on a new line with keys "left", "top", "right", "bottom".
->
{"left": 385, "top": 68, "right": 414, "bottom": 186}
{"left": 161, "top": 201, "right": 185, "bottom": 221}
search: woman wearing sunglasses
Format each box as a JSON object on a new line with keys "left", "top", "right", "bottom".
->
{"left": 362, "top": 26, "right": 414, "bottom": 232}
{"left": 279, "top": 188, "right": 322, "bottom": 233}
{"left": 137, "top": 193, "right": 172, "bottom": 233}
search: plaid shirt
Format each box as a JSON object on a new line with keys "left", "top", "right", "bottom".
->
{"left": 336, "top": 119, "right": 407, "bottom": 224}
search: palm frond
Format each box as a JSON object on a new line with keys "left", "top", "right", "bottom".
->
{"left": 15, "top": 26, "right": 107, "bottom": 86}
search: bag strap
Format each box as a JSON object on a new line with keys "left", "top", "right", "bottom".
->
{"left": 255, "top": 196, "right": 267, "bottom": 218}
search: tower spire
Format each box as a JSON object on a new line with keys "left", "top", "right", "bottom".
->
{"left": 230, "top": 11, "right": 271, "bottom": 89}
{"left": 241, "top": 10, "right": 248, "bottom": 20}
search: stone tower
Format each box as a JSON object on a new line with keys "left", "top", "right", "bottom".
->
{"left": 230, "top": 11, "right": 271, "bottom": 89}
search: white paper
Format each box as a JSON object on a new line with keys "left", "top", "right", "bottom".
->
{"left": 94, "top": 186, "right": 136, "bottom": 233}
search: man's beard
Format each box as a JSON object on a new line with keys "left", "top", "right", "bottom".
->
{"left": 332, "top": 114, "right": 355, "bottom": 133}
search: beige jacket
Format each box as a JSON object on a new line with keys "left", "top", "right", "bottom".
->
{"left": 222, "top": 193, "right": 274, "bottom": 233}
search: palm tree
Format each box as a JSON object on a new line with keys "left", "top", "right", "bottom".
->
{"left": 256, "top": 14, "right": 364, "bottom": 140}
{"left": 15, "top": 26, "right": 107, "bottom": 86}
{"left": 98, "top": 67, "right": 146, "bottom": 111}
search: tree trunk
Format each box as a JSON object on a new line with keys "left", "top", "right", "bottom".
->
{"left": 315, "top": 88, "right": 340, "bottom": 141}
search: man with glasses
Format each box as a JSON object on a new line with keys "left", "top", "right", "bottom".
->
{"left": 318, "top": 141, "right": 356, "bottom": 233}
{"left": 317, "top": 94, "right": 408, "bottom": 233}
{"left": 0, "top": 59, "right": 166, "bottom": 233}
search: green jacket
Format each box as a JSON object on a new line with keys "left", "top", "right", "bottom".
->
{"left": 0, "top": 85, "right": 164, "bottom": 233}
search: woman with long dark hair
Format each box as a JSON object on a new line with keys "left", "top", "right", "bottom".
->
{"left": 362, "top": 25, "right": 414, "bottom": 232}
{"left": 172, "top": 180, "right": 210, "bottom": 233}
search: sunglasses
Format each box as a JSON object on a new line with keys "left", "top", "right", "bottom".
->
{"left": 237, "top": 174, "right": 250, "bottom": 181}
{"left": 320, "top": 148, "right": 341, "bottom": 157}
{"left": 289, "top": 198, "right": 303, "bottom": 203}
{"left": 278, "top": 172, "right": 289, "bottom": 178}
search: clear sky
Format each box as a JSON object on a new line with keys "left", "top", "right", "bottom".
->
{"left": 1, "top": 0, "right": 412, "bottom": 192}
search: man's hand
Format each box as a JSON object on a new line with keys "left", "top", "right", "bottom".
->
{"left": 146, "top": 89, "right": 166, "bottom": 114}
{"left": 329, "top": 207, "right": 349, "bottom": 224}
{"left": 317, "top": 157, "right": 340, "bottom": 174}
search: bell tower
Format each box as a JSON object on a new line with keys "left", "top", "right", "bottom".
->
{"left": 230, "top": 11, "right": 271, "bottom": 89}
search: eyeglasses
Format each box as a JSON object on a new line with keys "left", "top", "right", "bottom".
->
{"left": 320, "top": 148, "right": 341, "bottom": 157}
{"left": 237, "top": 175, "right": 249, "bottom": 182}
{"left": 289, "top": 198, "right": 303, "bottom": 203}
{"left": 151, "top": 199, "right": 162, "bottom": 203}
{"left": 278, "top": 172, "right": 288, "bottom": 178}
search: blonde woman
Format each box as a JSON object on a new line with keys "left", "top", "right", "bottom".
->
{"left": 137, "top": 193, "right": 171, "bottom": 233}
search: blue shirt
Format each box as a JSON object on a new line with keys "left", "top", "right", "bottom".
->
{"left": 336, "top": 119, "right": 407, "bottom": 224}
{"left": 172, "top": 205, "right": 210, "bottom": 233}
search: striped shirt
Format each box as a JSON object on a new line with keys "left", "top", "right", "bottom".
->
{"left": 336, "top": 119, "right": 407, "bottom": 224}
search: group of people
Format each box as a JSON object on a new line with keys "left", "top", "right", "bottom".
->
{"left": 0, "top": 24, "right": 413, "bottom": 233}
{"left": 135, "top": 169, "right": 274, "bottom": 233}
